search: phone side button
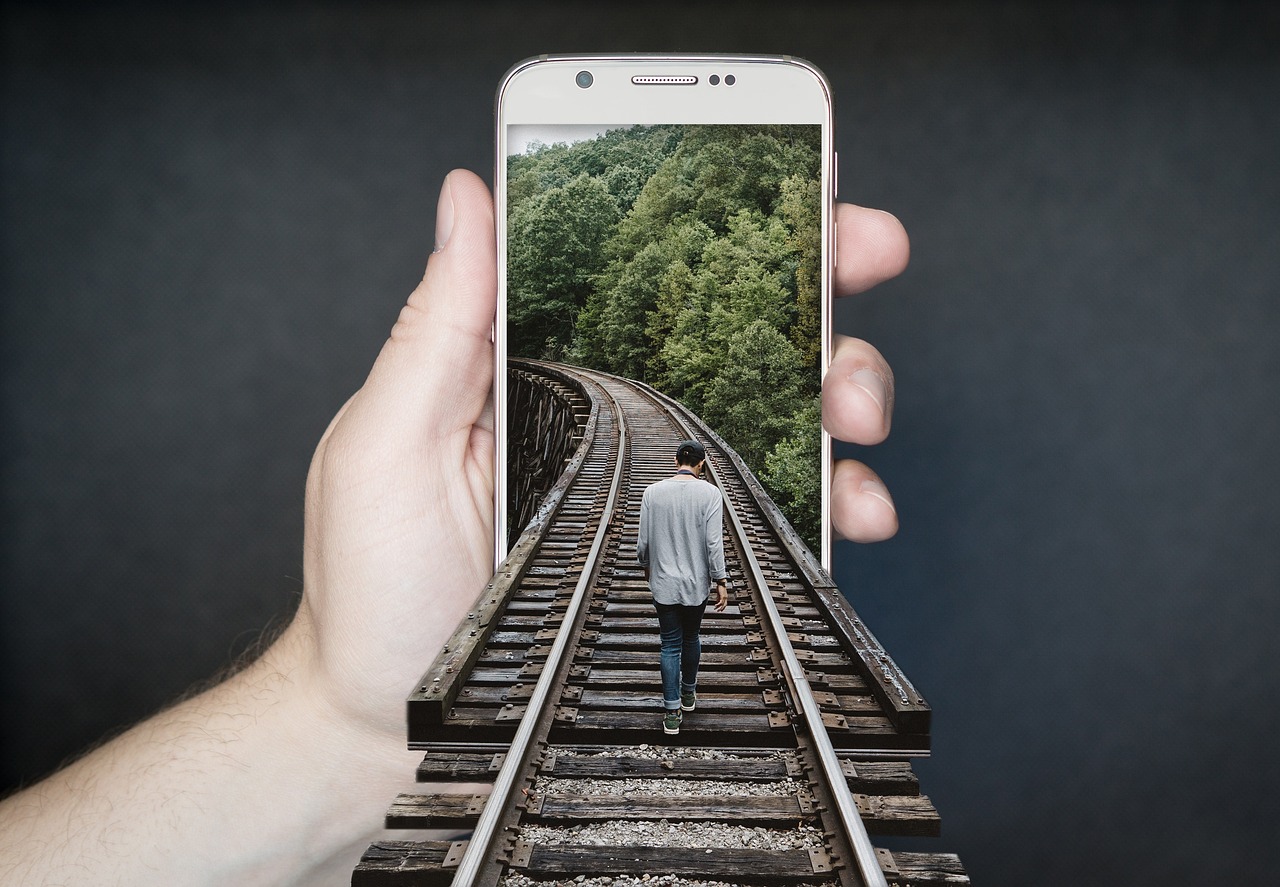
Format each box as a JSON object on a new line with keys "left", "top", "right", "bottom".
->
{"left": 833, "top": 150, "right": 839, "bottom": 199}
{"left": 833, "top": 220, "right": 838, "bottom": 268}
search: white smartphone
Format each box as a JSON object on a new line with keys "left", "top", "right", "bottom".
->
{"left": 495, "top": 54, "right": 834, "bottom": 571}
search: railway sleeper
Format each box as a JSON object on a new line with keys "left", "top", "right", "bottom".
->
{"left": 509, "top": 842, "right": 836, "bottom": 882}
{"left": 412, "top": 748, "right": 922, "bottom": 797}
{"left": 352, "top": 841, "right": 968, "bottom": 886}
{"left": 384, "top": 790, "right": 939, "bottom": 836}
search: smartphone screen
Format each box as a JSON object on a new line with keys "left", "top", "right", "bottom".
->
{"left": 496, "top": 57, "right": 833, "bottom": 570}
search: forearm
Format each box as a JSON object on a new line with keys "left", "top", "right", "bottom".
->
{"left": 0, "top": 622, "right": 414, "bottom": 886}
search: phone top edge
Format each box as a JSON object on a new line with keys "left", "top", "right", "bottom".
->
{"left": 497, "top": 54, "right": 832, "bottom": 121}
{"left": 503, "top": 52, "right": 814, "bottom": 67}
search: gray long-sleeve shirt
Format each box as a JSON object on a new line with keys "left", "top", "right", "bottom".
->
{"left": 635, "top": 476, "right": 727, "bottom": 606}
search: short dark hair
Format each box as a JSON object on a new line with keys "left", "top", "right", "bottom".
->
{"left": 676, "top": 440, "right": 706, "bottom": 467}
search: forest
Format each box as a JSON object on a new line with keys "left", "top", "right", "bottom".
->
{"left": 507, "top": 123, "right": 823, "bottom": 551}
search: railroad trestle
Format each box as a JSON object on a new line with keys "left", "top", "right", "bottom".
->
{"left": 356, "top": 360, "right": 967, "bottom": 887}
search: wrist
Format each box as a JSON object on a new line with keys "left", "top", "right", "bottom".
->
{"left": 269, "top": 615, "right": 411, "bottom": 770}
{"left": 216, "top": 623, "right": 418, "bottom": 880}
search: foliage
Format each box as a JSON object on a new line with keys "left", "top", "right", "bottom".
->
{"left": 762, "top": 396, "right": 823, "bottom": 547}
{"left": 507, "top": 173, "right": 620, "bottom": 359}
{"left": 506, "top": 124, "right": 823, "bottom": 550}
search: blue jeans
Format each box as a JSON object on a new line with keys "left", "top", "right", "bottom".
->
{"left": 654, "top": 599, "right": 707, "bottom": 711}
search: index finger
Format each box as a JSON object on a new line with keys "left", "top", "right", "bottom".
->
{"left": 834, "top": 203, "right": 910, "bottom": 296}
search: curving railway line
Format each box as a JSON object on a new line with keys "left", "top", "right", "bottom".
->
{"left": 353, "top": 360, "right": 967, "bottom": 887}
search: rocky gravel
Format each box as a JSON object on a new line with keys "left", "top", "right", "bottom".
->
{"left": 554, "top": 746, "right": 792, "bottom": 763}
{"left": 519, "top": 820, "right": 824, "bottom": 850}
{"left": 532, "top": 776, "right": 797, "bottom": 796}
{"left": 502, "top": 876, "right": 835, "bottom": 887}
{"left": 502, "top": 748, "right": 832, "bottom": 887}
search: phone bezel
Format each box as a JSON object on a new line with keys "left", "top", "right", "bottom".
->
{"left": 494, "top": 53, "right": 835, "bottom": 571}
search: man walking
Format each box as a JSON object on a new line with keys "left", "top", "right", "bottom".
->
{"left": 636, "top": 439, "right": 730, "bottom": 735}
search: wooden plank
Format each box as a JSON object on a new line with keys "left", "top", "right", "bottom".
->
{"left": 560, "top": 709, "right": 779, "bottom": 734}
{"left": 424, "top": 707, "right": 529, "bottom": 730}
{"left": 589, "top": 616, "right": 751, "bottom": 633}
{"left": 810, "top": 671, "right": 872, "bottom": 691}
{"left": 842, "top": 760, "right": 920, "bottom": 795}
{"left": 856, "top": 794, "right": 942, "bottom": 837}
{"left": 572, "top": 667, "right": 766, "bottom": 690}
{"left": 585, "top": 649, "right": 757, "bottom": 666}
{"left": 474, "top": 649, "right": 534, "bottom": 664}
{"left": 545, "top": 755, "right": 922, "bottom": 796}
{"left": 351, "top": 841, "right": 453, "bottom": 886}
{"left": 415, "top": 751, "right": 502, "bottom": 781}
{"left": 443, "top": 685, "right": 544, "bottom": 706}
{"left": 546, "top": 756, "right": 790, "bottom": 780}
{"left": 877, "top": 849, "right": 969, "bottom": 884}
{"left": 527, "top": 790, "right": 937, "bottom": 835}
{"left": 385, "top": 793, "right": 486, "bottom": 829}
{"left": 559, "top": 631, "right": 753, "bottom": 648}
{"left": 825, "top": 694, "right": 885, "bottom": 714}
{"left": 531, "top": 793, "right": 805, "bottom": 823}
{"left": 828, "top": 731, "right": 928, "bottom": 751}
{"left": 523, "top": 844, "right": 827, "bottom": 880}
{"left": 576, "top": 689, "right": 773, "bottom": 712}
{"left": 602, "top": 602, "right": 745, "bottom": 616}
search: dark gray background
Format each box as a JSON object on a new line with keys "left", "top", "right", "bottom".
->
{"left": 4, "top": 2, "right": 1278, "bottom": 883}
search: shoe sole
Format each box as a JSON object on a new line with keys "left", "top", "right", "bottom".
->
{"left": 663, "top": 724, "right": 680, "bottom": 735}
{"left": 681, "top": 700, "right": 696, "bottom": 711}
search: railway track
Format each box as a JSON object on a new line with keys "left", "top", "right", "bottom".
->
{"left": 353, "top": 360, "right": 967, "bottom": 887}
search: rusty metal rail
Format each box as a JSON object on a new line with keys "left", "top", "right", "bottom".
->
{"left": 354, "top": 360, "right": 965, "bottom": 887}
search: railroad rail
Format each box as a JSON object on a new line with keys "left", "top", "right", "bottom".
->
{"left": 353, "top": 360, "right": 966, "bottom": 887}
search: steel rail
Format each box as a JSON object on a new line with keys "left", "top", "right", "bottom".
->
{"left": 448, "top": 380, "right": 628, "bottom": 887}
{"left": 624, "top": 377, "right": 890, "bottom": 887}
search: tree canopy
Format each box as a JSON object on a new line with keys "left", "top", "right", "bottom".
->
{"left": 507, "top": 123, "right": 823, "bottom": 550}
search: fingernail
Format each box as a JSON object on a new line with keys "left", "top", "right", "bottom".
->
{"left": 859, "top": 477, "right": 896, "bottom": 512}
{"left": 850, "top": 367, "right": 887, "bottom": 414}
{"left": 433, "top": 173, "right": 455, "bottom": 253}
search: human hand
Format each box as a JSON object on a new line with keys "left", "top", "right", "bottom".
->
{"left": 824, "top": 204, "right": 910, "bottom": 543}
{"left": 714, "top": 584, "right": 729, "bottom": 612}
{"left": 0, "top": 170, "right": 502, "bottom": 887}
{"left": 283, "top": 169, "right": 498, "bottom": 746}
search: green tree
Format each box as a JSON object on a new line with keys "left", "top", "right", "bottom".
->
{"left": 700, "top": 320, "right": 807, "bottom": 468}
{"left": 778, "top": 173, "right": 822, "bottom": 368}
{"left": 762, "top": 396, "right": 823, "bottom": 550}
{"left": 507, "top": 173, "right": 620, "bottom": 358}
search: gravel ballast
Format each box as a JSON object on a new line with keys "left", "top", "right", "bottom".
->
{"left": 532, "top": 777, "right": 798, "bottom": 797}
{"left": 502, "top": 876, "right": 836, "bottom": 887}
{"left": 519, "top": 820, "right": 824, "bottom": 850}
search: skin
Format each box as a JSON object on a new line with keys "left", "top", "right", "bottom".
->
{"left": 0, "top": 169, "right": 908, "bottom": 886}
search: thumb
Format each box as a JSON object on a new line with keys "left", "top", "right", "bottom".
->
{"left": 355, "top": 169, "right": 496, "bottom": 443}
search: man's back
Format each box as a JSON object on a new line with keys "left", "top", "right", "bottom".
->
{"left": 636, "top": 477, "right": 726, "bottom": 606}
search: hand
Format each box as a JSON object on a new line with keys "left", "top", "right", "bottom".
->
{"left": 0, "top": 170, "right": 501, "bottom": 887}
{"left": 285, "top": 170, "right": 499, "bottom": 743}
{"left": 714, "top": 583, "right": 729, "bottom": 612}
{"left": 824, "top": 204, "right": 910, "bottom": 543}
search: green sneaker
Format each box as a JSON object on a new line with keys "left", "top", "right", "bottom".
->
{"left": 681, "top": 690, "right": 696, "bottom": 712}
{"left": 662, "top": 708, "right": 683, "bottom": 735}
